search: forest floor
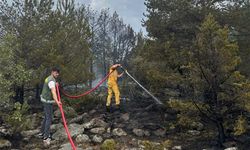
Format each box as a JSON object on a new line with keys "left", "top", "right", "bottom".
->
{"left": 0, "top": 93, "right": 245, "bottom": 150}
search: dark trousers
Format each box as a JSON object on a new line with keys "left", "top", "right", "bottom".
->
{"left": 40, "top": 103, "right": 53, "bottom": 138}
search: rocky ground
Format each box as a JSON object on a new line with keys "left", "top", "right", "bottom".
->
{"left": 0, "top": 96, "right": 241, "bottom": 150}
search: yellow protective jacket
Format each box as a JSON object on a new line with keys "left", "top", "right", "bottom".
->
{"left": 108, "top": 68, "right": 118, "bottom": 85}
{"left": 106, "top": 67, "right": 120, "bottom": 106}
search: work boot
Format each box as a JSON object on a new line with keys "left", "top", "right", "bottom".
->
{"left": 106, "top": 106, "right": 111, "bottom": 113}
{"left": 37, "top": 132, "right": 44, "bottom": 139}
{"left": 115, "top": 105, "right": 121, "bottom": 112}
{"left": 48, "top": 134, "right": 54, "bottom": 141}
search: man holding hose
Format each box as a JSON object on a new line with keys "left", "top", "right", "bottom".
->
{"left": 106, "top": 64, "right": 124, "bottom": 112}
{"left": 38, "top": 67, "right": 62, "bottom": 145}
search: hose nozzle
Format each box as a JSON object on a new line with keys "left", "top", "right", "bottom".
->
{"left": 119, "top": 66, "right": 126, "bottom": 72}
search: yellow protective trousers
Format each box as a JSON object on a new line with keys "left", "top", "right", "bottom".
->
{"left": 106, "top": 82, "right": 120, "bottom": 106}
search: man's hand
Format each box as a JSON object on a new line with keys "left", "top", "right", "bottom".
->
{"left": 115, "top": 64, "right": 121, "bottom": 68}
{"left": 56, "top": 101, "right": 62, "bottom": 107}
{"left": 51, "top": 87, "right": 62, "bottom": 107}
{"left": 111, "top": 64, "right": 122, "bottom": 70}
{"left": 118, "top": 72, "right": 124, "bottom": 78}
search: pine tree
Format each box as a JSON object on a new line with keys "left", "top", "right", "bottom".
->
{"left": 190, "top": 14, "right": 250, "bottom": 146}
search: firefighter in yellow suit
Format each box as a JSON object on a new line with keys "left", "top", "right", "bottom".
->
{"left": 106, "top": 64, "right": 124, "bottom": 112}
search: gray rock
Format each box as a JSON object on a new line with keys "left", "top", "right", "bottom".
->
{"left": 143, "top": 122, "right": 163, "bottom": 130}
{"left": 103, "top": 133, "right": 112, "bottom": 139}
{"left": 107, "top": 127, "right": 111, "bottom": 134}
{"left": 187, "top": 130, "right": 200, "bottom": 136}
{"left": 21, "top": 129, "right": 40, "bottom": 137}
{"left": 82, "top": 118, "right": 108, "bottom": 129}
{"left": 92, "top": 118, "right": 108, "bottom": 128}
{"left": 89, "top": 110, "right": 96, "bottom": 114}
{"left": 53, "top": 123, "right": 84, "bottom": 141}
{"left": 138, "top": 140, "right": 161, "bottom": 149}
{"left": 112, "top": 128, "right": 127, "bottom": 136}
{"left": 23, "top": 137, "right": 30, "bottom": 142}
{"left": 0, "top": 126, "right": 12, "bottom": 136}
{"left": 90, "top": 127, "right": 106, "bottom": 134}
{"left": 51, "top": 123, "right": 63, "bottom": 133}
{"left": 153, "top": 128, "right": 166, "bottom": 137}
{"left": 127, "top": 120, "right": 140, "bottom": 130}
{"left": 76, "top": 134, "right": 91, "bottom": 143}
{"left": 172, "top": 145, "right": 182, "bottom": 150}
{"left": 0, "top": 139, "right": 12, "bottom": 149}
{"left": 144, "top": 130, "right": 150, "bottom": 136}
{"left": 82, "top": 121, "right": 93, "bottom": 129}
{"left": 223, "top": 141, "right": 237, "bottom": 148}
{"left": 122, "top": 148, "right": 140, "bottom": 150}
{"left": 121, "top": 113, "right": 130, "bottom": 121}
{"left": 59, "top": 143, "right": 83, "bottom": 150}
{"left": 92, "top": 135, "right": 103, "bottom": 143}
{"left": 65, "top": 107, "right": 77, "bottom": 117}
{"left": 115, "top": 123, "right": 126, "bottom": 128}
{"left": 130, "top": 138, "right": 138, "bottom": 147}
{"left": 132, "top": 129, "right": 150, "bottom": 137}
{"left": 84, "top": 147, "right": 94, "bottom": 150}
{"left": 59, "top": 143, "right": 71, "bottom": 150}
{"left": 54, "top": 109, "right": 61, "bottom": 118}
{"left": 224, "top": 147, "right": 237, "bottom": 150}
{"left": 54, "top": 106, "right": 77, "bottom": 118}
{"left": 69, "top": 113, "right": 88, "bottom": 124}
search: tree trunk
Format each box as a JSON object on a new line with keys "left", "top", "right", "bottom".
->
{"left": 35, "top": 84, "right": 40, "bottom": 99}
{"left": 14, "top": 85, "right": 24, "bottom": 104}
{"left": 216, "top": 121, "right": 226, "bottom": 147}
{"left": 89, "top": 58, "right": 93, "bottom": 88}
{"left": 20, "top": 84, "right": 24, "bottom": 104}
{"left": 103, "top": 49, "right": 107, "bottom": 78}
{"left": 75, "top": 84, "right": 78, "bottom": 94}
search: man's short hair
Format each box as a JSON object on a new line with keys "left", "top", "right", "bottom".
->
{"left": 51, "top": 67, "right": 60, "bottom": 73}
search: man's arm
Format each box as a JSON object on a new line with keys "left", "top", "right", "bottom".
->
{"left": 51, "top": 87, "right": 62, "bottom": 106}
{"left": 118, "top": 72, "right": 124, "bottom": 78}
{"left": 110, "top": 64, "right": 121, "bottom": 70}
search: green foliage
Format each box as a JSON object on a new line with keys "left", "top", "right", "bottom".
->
{"left": 100, "top": 139, "right": 116, "bottom": 150}
{"left": 192, "top": 13, "right": 250, "bottom": 114}
{"left": 131, "top": 37, "right": 189, "bottom": 98}
{"left": 226, "top": 2, "right": 250, "bottom": 77}
{"left": 0, "top": 0, "right": 92, "bottom": 86}
{"left": 143, "top": 0, "right": 231, "bottom": 49}
{"left": 5, "top": 102, "right": 31, "bottom": 133}
{"left": 233, "top": 115, "right": 247, "bottom": 136}
{"left": 168, "top": 99, "right": 197, "bottom": 111}
{"left": 130, "top": 0, "right": 250, "bottom": 146}
{"left": 63, "top": 94, "right": 102, "bottom": 113}
{"left": 138, "top": 6, "right": 250, "bottom": 144}
{"left": 188, "top": 14, "right": 250, "bottom": 144}
{"left": 0, "top": 34, "right": 32, "bottom": 103}
{"left": 140, "top": 140, "right": 173, "bottom": 150}
{"left": 168, "top": 99, "right": 201, "bottom": 129}
{"left": 136, "top": 0, "right": 250, "bottom": 99}
{"left": 162, "top": 140, "right": 173, "bottom": 149}
{"left": 141, "top": 140, "right": 164, "bottom": 150}
{"left": 63, "top": 106, "right": 77, "bottom": 118}
{"left": 89, "top": 9, "right": 137, "bottom": 77}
